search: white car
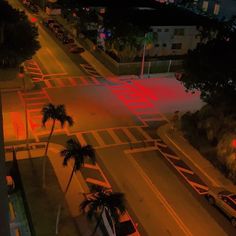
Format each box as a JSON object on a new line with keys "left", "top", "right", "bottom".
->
{"left": 207, "top": 187, "right": 236, "bottom": 227}
{"left": 102, "top": 207, "right": 140, "bottom": 236}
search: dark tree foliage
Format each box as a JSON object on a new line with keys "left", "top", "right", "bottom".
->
{"left": 0, "top": 0, "right": 40, "bottom": 68}
{"left": 181, "top": 17, "right": 236, "bottom": 106}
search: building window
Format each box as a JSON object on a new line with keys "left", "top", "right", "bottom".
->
{"left": 164, "top": 29, "right": 169, "bottom": 32}
{"left": 155, "top": 43, "right": 160, "bottom": 47}
{"left": 157, "top": 29, "right": 162, "bottom": 32}
{"left": 163, "top": 43, "right": 167, "bottom": 47}
{"left": 171, "top": 43, "right": 182, "bottom": 49}
{"left": 174, "top": 28, "right": 184, "bottom": 36}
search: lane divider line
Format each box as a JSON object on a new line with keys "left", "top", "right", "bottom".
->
{"left": 126, "top": 153, "right": 193, "bottom": 236}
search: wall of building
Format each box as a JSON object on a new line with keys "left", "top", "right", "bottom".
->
{"left": 148, "top": 25, "right": 200, "bottom": 57}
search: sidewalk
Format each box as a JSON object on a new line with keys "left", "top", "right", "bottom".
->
{"left": 157, "top": 123, "right": 236, "bottom": 193}
{"left": 6, "top": 143, "right": 103, "bottom": 236}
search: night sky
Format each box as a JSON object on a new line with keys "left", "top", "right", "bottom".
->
{"left": 220, "top": 0, "right": 236, "bottom": 18}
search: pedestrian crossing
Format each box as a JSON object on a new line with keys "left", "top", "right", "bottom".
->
{"left": 75, "top": 126, "right": 154, "bottom": 149}
{"left": 107, "top": 83, "right": 167, "bottom": 125}
{"left": 154, "top": 139, "right": 209, "bottom": 195}
{"left": 23, "top": 59, "right": 43, "bottom": 81}
{"left": 26, "top": 74, "right": 119, "bottom": 89}
{"left": 18, "top": 89, "right": 69, "bottom": 141}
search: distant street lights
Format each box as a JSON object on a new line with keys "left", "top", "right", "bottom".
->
{"left": 232, "top": 139, "right": 236, "bottom": 160}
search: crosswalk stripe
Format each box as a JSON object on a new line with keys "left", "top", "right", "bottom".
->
{"left": 107, "top": 129, "right": 123, "bottom": 144}
{"left": 142, "top": 117, "right": 164, "bottom": 122}
{"left": 176, "top": 166, "right": 194, "bottom": 175}
{"left": 21, "top": 91, "right": 45, "bottom": 95}
{"left": 44, "top": 80, "right": 53, "bottom": 88}
{"left": 67, "top": 77, "right": 77, "bottom": 86}
{"left": 76, "top": 133, "right": 87, "bottom": 145}
{"left": 155, "top": 141, "right": 167, "bottom": 148}
{"left": 55, "top": 78, "right": 65, "bottom": 87}
{"left": 79, "top": 76, "right": 89, "bottom": 85}
{"left": 189, "top": 181, "right": 209, "bottom": 192}
{"left": 136, "top": 127, "right": 152, "bottom": 140}
{"left": 122, "top": 128, "right": 137, "bottom": 142}
{"left": 90, "top": 76, "right": 100, "bottom": 85}
{"left": 86, "top": 178, "right": 111, "bottom": 188}
{"left": 164, "top": 153, "right": 180, "bottom": 160}
{"left": 91, "top": 131, "right": 106, "bottom": 146}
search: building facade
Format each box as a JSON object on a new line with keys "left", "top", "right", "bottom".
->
{"left": 148, "top": 25, "right": 201, "bottom": 57}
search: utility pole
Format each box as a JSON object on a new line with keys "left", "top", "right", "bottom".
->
{"left": 140, "top": 33, "right": 147, "bottom": 79}
{"left": 19, "top": 65, "right": 29, "bottom": 151}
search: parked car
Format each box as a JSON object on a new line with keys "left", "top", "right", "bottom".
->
{"left": 28, "top": 3, "right": 38, "bottom": 13}
{"left": 56, "top": 30, "right": 66, "bottom": 40}
{"left": 43, "top": 18, "right": 56, "bottom": 27}
{"left": 48, "top": 22, "right": 59, "bottom": 30}
{"left": 62, "top": 36, "right": 74, "bottom": 44}
{"left": 52, "top": 24, "right": 63, "bottom": 34}
{"left": 206, "top": 187, "right": 236, "bottom": 227}
{"left": 102, "top": 207, "right": 140, "bottom": 236}
{"left": 68, "top": 44, "right": 85, "bottom": 54}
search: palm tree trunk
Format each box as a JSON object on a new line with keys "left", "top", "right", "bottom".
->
{"left": 42, "top": 119, "right": 55, "bottom": 188}
{"left": 64, "top": 165, "right": 76, "bottom": 194}
{"left": 44, "top": 119, "right": 56, "bottom": 156}
{"left": 55, "top": 165, "right": 76, "bottom": 235}
{"left": 91, "top": 206, "right": 105, "bottom": 236}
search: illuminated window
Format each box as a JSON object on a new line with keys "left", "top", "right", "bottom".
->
{"left": 171, "top": 43, "right": 182, "bottom": 49}
{"left": 174, "top": 28, "right": 184, "bottom": 36}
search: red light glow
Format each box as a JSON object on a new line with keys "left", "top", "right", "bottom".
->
{"left": 232, "top": 139, "right": 236, "bottom": 148}
{"left": 30, "top": 17, "right": 37, "bottom": 23}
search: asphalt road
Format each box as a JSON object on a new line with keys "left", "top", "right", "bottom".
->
{"left": 4, "top": 0, "right": 236, "bottom": 235}
{"left": 96, "top": 147, "right": 231, "bottom": 236}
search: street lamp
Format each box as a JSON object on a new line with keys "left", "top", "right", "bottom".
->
{"left": 18, "top": 65, "right": 29, "bottom": 151}
{"left": 140, "top": 33, "right": 147, "bottom": 79}
{"left": 140, "top": 32, "right": 153, "bottom": 79}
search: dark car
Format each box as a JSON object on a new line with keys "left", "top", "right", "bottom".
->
{"left": 43, "top": 18, "right": 56, "bottom": 27}
{"left": 56, "top": 30, "right": 66, "bottom": 40}
{"left": 68, "top": 44, "right": 85, "bottom": 54}
{"left": 51, "top": 24, "right": 63, "bottom": 34}
{"left": 62, "top": 36, "right": 75, "bottom": 44}
{"left": 28, "top": 4, "right": 38, "bottom": 13}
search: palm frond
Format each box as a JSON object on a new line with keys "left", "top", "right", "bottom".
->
{"left": 41, "top": 103, "right": 56, "bottom": 126}
{"left": 82, "top": 144, "right": 96, "bottom": 163}
{"left": 80, "top": 188, "right": 126, "bottom": 224}
{"left": 66, "top": 115, "right": 74, "bottom": 126}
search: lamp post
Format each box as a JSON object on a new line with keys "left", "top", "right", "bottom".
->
{"left": 140, "top": 32, "right": 153, "bottom": 79}
{"left": 140, "top": 33, "right": 147, "bottom": 79}
{"left": 18, "top": 65, "right": 29, "bottom": 151}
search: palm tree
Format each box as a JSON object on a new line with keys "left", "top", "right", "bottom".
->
{"left": 61, "top": 138, "right": 95, "bottom": 194}
{"left": 41, "top": 103, "right": 73, "bottom": 187}
{"left": 80, "top": 187, "right": 126, "bottom": 236}
{"left": 56, "top": 138, "right": 95, "bottom": 234}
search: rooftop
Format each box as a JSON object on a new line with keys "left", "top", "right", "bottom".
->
{"left": 104, "top": 5, "right": 215, "bottom": 27}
